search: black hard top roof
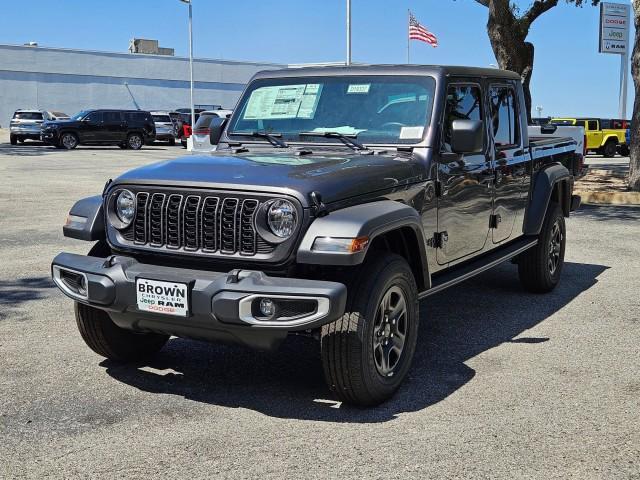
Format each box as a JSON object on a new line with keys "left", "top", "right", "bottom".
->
{"left": 252, "top": 64, "right": 521, "bottom": 81}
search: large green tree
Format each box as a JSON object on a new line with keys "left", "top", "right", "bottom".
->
{"left": 469, "top": 0, "right": 599, "bottom": 123}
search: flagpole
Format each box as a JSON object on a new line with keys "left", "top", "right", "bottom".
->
{"left": 407, "top": 9, "right": 410, "bottom": 64}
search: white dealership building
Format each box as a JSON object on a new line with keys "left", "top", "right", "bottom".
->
{"left": 0, "top": 43, "right": 285, "bottom": 125}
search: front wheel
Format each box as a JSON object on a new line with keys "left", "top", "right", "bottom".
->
{"left": 320, "top": 254, "right": 419, "bottom": 406}
{"left": 127, "top": 133, "right": 143, "bottom": 150}
{"left": 75, "top": 303, "right": 169, "bottom": 362}
{"left": 518, "top": 202, "right": 566, "bottom": 293}
{"left": 60, "top": 132, "right": 79, "bottom": 150}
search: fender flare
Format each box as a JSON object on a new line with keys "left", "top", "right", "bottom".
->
{"left": 602, "top": 134, "right": 619, "bottom": 146}
{"left": 62, "top": 195, "right": 105, "bottom": 241}
{"left": 523, "top": 163, "right": 572, "bottom": 236}
{"left": 297, "top": 200, "right": 430, "bottom": 285}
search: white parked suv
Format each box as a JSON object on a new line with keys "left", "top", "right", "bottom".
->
{"left": 10, "top": 109, "right": 47, "bottom": 144}
{"left": 150, "top": 111, "right": 176, "bottom": 145}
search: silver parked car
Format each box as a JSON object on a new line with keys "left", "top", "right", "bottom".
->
{"left": 150, "top": 111, "right": 176, "bottom": 145}
{"left": 190, "top": 109, "right": 233, "bottom": 153}
{"left": 10, "top": 109, "right": 47, "bottom": 144}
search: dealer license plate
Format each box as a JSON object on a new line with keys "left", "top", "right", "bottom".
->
{"left": 136, "top": 278, "right": 189, "bottom": 317}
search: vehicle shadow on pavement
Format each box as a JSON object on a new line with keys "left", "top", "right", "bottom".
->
{"left": 573, "top": 204, "right": 640, "bottom": 222}
{"left": 0, "top": 276, "right": 56, "bottom": 321}
{"left": 102, "top": 261, "right": 607, "bottom": 423}
{"left": 0, "top": 143, "right": 53, "bottom": 157}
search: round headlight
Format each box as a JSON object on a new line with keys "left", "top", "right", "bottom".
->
{"left": 115, "top": 189, "right": 136, "bottom": 226}
{"left": 267, "top": 199, "right": 297, "bottom": 238}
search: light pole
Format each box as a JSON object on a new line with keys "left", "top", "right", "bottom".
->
{"left": 346, "top": 0, "right": 352, "bottom": 65}
{"left": 180, "top": 0, "right": 195, "bottom": 132}
{"left": 536, "top": 106, "right": 544, "bottom": 119}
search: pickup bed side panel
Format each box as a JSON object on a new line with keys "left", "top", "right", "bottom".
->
{"left": 523, "top": 163, "right": 571, "bottom": 236}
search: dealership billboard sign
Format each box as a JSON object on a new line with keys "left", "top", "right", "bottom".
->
{"left": 599, "top": 2, "right": 630, "bottom": 55}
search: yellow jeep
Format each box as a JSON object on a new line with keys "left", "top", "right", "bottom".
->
{"left": 550, "top": 118, "right": 628, "bottom": 157}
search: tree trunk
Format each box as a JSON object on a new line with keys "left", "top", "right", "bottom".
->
{"left": 485, "top": 3, "right": 534, "bottom": 123}
{"left": 630, "top": 1, "right": 640, "bottom": 191}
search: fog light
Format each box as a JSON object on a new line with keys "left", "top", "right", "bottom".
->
{"left": 78, "top": 276, "right": 88, "bottom": 296}
{"left": 259, "top": 298, "right": 276, "bottom": 317}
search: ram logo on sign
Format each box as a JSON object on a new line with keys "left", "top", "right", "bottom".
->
{"left": 599, "top": 2, "right": 630, "bottom": 55}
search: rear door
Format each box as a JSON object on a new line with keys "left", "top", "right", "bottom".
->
{"left": 436, "top": 81, "right": 493, "bottom": 265}
{"left": 487, "top": 83, "right": 528, "bottom": 243}
{"left": 102, "top": 111, "right": 125, "bottom": 142}
{"left": 586, "top": 120, "right": 602, "bottom": 150}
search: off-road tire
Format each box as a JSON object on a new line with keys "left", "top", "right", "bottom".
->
{"left": 518, "top": 202, "right": 566, "bottom": 293}
{"left": 75, "top": 303, "right": 169, "bottom": 362}
{"left": 127, "top": 133, "right": 143, "bottom": 150}
{"left": 320, "top": 254, "right": 419, "bottom": 407}
{"left": 618, "top": 144, "right": 630, "bottom": 157}
{"left": 10, "top": 134, "right": 17, "bottom": 145}
{"left": 602, "top": 140, "right": 618, "bottom": 158}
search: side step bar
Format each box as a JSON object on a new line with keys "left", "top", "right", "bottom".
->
{"left": 419, "top": 237, "right": 538, "bottom": 299}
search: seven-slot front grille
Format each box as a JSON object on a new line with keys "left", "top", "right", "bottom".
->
{"left": 121, "top": 190, "right": 269, "bottom": 256}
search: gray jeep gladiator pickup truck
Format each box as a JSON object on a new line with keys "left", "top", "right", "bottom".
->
{"left": 52, "top": 66, "right": 581, "bottom": 406}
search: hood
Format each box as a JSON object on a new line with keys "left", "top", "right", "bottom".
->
{"left": 114, "top": 149, "right": 426, "bottom": 205}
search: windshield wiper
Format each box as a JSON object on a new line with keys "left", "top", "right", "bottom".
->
{"left": 229, "top": 131, "right": 289, "bottom": 148}
{"left": 299, "top": 131, "right": 369, "bottom": 152}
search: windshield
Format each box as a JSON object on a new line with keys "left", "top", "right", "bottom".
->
{"left": 70, "top": 110, "right": 91, "bottom": 121}
{"left": 228, "top": 75, "right": 436, "bottom": 145}
{"left": 153, "top": 115, "right": 172, "bottom": 123}
{"left": 13, "top": 111, "right": 43, "bottom": 120}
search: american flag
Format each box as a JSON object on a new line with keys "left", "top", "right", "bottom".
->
{"left": 409, "top": 12, "right": 438, "bottom": 48}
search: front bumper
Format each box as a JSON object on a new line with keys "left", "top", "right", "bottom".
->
{"left": 41, "top": 130, "right": 60, "bottom": 144}
{"left": 51, "top": 253, "right": 347, "bottom": 350}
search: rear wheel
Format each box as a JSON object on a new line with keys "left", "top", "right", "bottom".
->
{"left": 320, "top": 254, "right": 419, "bottom": 406}
{"left": 169, "top": 138, "right": 176, "bottom": 146}
{"left": 127, "top": 133, "right": 143, "bottom": 150}
{"left": 518, "top": 202, "right": 566, "bottom": 293}
{"left": 60, "top": 132, "right": 78, "bottom": 150}
{"left": 17, "top": 137, "right": 24, "bottom": 143}
{"left": 602, "top": 140, "right": 618, "bottom": 158}
{"left": 9, "top": 134, "right": 17, "bottom": 145}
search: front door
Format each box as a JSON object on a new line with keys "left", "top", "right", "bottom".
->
{"left": 78, "top": 111, "right": 103, "bottom": 143}
{"left": 437, "top": 82, "right": 493, "bottom": 265}
{"left": 487, "top": 83, "right": 529, "bottom": 243}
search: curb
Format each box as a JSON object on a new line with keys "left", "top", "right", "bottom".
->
{"left": 574, "top": 190, "right": 640, "bottom": 206}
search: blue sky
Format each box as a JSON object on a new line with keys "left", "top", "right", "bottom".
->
{"left": 0, "top": 0, "right": 633, "bottom": 118}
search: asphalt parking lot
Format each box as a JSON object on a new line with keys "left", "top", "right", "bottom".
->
{"left": 1, "top": 133, "right": 639, "bottom": 479}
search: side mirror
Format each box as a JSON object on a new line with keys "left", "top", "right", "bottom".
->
{"left": 450, "top": 119, "right": 484, "bottom": 154}
{"left": 209, "top": 117, "right": 228, "bottom": 146}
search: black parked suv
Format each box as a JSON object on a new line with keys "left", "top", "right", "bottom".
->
{"left": 41, "top": 109, "right": 156, "bottom": 150}
{"left": 52, "top": 66, "right": 581, "bottom": 406}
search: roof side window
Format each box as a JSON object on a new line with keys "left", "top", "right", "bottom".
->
{"left": 103, "top": 111, "right": 122, "bottom": 123}
{"left": 489, "top": 85, "right": 520, "bottom": 148}
{"left": 84, "top": 111, "right": 102, "bottom": 123}
{"left": 588, "top": 120, "right": 598, "bottom": 130}
{"left": 443, "top": 84, "right": 483, "bottom": 152}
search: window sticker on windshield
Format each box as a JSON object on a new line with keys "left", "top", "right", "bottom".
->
{"left": 243, "top": 84, "right": 322, "bottom": 120}
{"left": 399, "top": 126, "right": 424, "bottom": 140}
{"left": 347, "top": 84, "right": 371, "bottom": 94}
